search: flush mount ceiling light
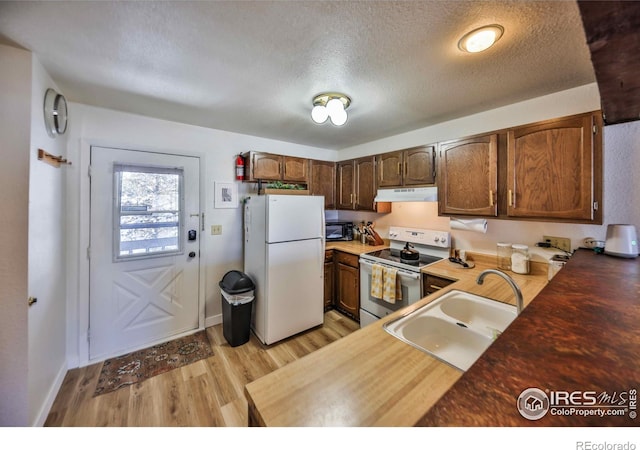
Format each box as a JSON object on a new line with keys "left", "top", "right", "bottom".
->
{"left": 311, "top": 92, "right": 351, "bottom": 126}
{"left": 458, "top": 24, "right": 504, "bottom": 53}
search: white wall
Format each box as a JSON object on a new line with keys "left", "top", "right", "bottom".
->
{"left": 337, "top": 83, "right": 640, "bottom": 263}
{"left": 28, "top": 55, "right": 69, "bottom": 426}
{"left": 0, "top": 44, "right": 31, "bottom": 426}
{"left": 65, "top": 104, "right": 337, "bottom": 366}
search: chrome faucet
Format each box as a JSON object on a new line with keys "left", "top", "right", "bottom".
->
{"left": 476, "top": 269, "right": 524, "bottom": 315}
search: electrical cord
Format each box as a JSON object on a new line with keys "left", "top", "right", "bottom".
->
{"left": 535, "top": 242, "right": 573, "bottom": 256}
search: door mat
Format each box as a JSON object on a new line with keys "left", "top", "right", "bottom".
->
{"left": 93, "top": 330, "right": 213, "bottom": 397}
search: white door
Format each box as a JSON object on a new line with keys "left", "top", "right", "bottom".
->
{"left": 265, "top": 195, "right": 324, "bottom": 243}
{"left": 264, "top": 238, "right": 324, "bottom": 344}
{"left": 89, "top": 146, "right": 201, "bottom": 360}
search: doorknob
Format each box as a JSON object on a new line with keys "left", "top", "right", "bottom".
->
{"left": 188, "top": 251, "right": 196, "bottom": 258}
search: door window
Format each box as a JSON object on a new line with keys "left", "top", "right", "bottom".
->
{"left": 113, "top": 164, "right": 184, "bottom": 260}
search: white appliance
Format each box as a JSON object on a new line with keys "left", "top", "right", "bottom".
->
{"left": 604, "top": 224, "right": 639, "bottom": 258}
{"left": 244, "top": 194, "right": 325, "bottom": 345}
{"left": 373, "top": 186, "right": 438, "bottom": 202}
{"left": 359, "top": 226, "right": 450, "bottom": 327}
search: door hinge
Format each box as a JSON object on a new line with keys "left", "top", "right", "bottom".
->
{"left": 593, "top": 201, "right": 599, "bottom": 211}
{"left": 88, "top": 165, "right": 92, "bottom": 178}
{"left": 593, "top": 125, "right": 597, "bottom": 135}
{"left": 87, "top": 328, "right": 90, "bottom": 342}
{"left": 86, "top": 246, "right": 91, "bottom": 259}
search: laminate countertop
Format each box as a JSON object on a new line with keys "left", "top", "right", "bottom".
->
{"left": 325, "top": 240, "right": 389, "bottom": 254}
{"left": 244, "top": 249, "right": 639, "bottom": 426}
{"left": 244, "top": 250, "right": 548, "bottom": 426}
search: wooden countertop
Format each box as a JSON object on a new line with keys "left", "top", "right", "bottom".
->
{"left": 244, "top": 251, "right": 548, "bottom": 426}
{"left": 325, "top": 240, "right": 389, "bottom": 254}
{"left": 420, "top": 249, "right": 640, "bottom": 426}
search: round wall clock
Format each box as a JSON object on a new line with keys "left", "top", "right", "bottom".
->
{"left": 43, "top": 88, "right": 68, "bottom": 137}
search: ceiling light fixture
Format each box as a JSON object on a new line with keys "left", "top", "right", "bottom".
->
{"left": 458, "top": 24, "right": 504, "bottom": 53}
{"left": 311, "top": 92, "right": 351, "bottom": 126}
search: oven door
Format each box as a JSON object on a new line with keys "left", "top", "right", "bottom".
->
{"left": 359, "top": 258, "right": 422, "bottom": 327}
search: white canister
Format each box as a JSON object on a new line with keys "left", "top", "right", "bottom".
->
{"left": 511, "top": 244, "right": 530, "bottom": 274}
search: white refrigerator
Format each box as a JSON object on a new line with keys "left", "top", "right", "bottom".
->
{"left": 244, "top": 194, "right": 325, "bottom": 345}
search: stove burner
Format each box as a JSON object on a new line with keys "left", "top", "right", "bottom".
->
{"left": 362, "top": 248, "right": 442, "bottom": 269}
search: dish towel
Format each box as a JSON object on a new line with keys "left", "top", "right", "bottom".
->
{"left": 370, "top": 264, "right": 384, "bottom": 299}
{"left": 382, "top": 267, "right": 402, "bottom": 304}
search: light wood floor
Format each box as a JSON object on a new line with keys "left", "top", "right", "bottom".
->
{"left": 44, "top": 310, "right": 359, "bottom": 427}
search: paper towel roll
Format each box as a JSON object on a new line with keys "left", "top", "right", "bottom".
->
{"left": 450, "top": 218, "right": 488, "bottom": 233}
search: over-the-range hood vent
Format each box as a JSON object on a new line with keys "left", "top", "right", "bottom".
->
{"left": 374, "top": 186, "right": 438, "bottom": 202}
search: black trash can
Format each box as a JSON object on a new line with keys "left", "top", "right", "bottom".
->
{"left": 219, "top": 270, "right": 255, "bottom": 347}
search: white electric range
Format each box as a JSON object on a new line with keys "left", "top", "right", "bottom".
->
{"left": 359, "top": 226, "right": 451, "bottom": 327}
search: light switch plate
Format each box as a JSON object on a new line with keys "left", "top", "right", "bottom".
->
{"left": 211, "top": 225, "right": 222, "bottom": 235}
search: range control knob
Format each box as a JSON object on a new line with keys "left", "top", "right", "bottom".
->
{"left": 440, "top": 237, "right": 447, "bottom": 244}
{"left": 434, "top": 236, "right": 440, "bottom": 242}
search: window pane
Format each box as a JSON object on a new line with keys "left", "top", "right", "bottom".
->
{"left": 115, "top": 166, "right": 183, "bottom": 259}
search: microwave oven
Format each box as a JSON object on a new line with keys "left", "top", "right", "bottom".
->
{"left": 325, "top": 221, "right": 354, "bottom": 241}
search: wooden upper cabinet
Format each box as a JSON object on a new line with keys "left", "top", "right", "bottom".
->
{"left": 507, "top": 113, "right": 600, "bottom": 221}
{"left": 377, "top": 151, "right": 403, "bottom": 187}
{"left": 404, "top": 145, "right": 436, "bottom": 186}
{"left": 335, "top": 157, "right": 377, "bottom": 211}
{"left": 310, "top": 160, "right": 336, "bottom": 210}
{"left": 249, "top": 152, "right": 282, "bottom": 180}
{"left": 377, "top": 146, "right": 436, "bottom": 188}
{"left": 355, "top": 156, "right": 376, "bottom": 211}
{"left": 282, "top": 156, "right": 309, "bottom": 182}
{"left": 438, "top": 134, "right": 498, "bottom": 217}
{"left": 244, "top": 152, "right": 309, "bottom": 183}
{"left": 336, "top": 160, "right": 355, "bottom": 209}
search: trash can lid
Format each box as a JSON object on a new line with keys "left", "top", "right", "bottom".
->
{"left": 219, "top": 270, "right": 255, "bottom": 294}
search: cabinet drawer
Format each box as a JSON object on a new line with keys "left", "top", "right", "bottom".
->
{"left": 324, "top": 250, "right": 334, "bottom": 263}
{"left": 422, "top": 274, "right": 455, "bottom": 295}
{"left": 335, "top": 251, "right": 359, "bottom": 268}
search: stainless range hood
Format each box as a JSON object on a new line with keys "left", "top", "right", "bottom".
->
{"left": 374, "top": 186, "right": 438, "bottom": 202}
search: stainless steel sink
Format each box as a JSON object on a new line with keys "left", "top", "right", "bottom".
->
{"left": 383, "top": 289, "right": 517, "bottom": 371}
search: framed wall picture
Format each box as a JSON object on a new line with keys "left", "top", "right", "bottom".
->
{"left": 214, "top": 182, "right": 238, "bottom": 209}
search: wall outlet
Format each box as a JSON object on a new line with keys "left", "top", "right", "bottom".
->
{"left": 543, "top": 235, "right": 571, "bottom": 252}
{"left": 211, "top": 225, "right": 222, "bottom": 235}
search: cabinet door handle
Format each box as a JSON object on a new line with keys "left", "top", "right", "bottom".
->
{"left": 429, "top": 285, "right": 443, "bottom": 291}
{"left": 397, "top": 162, "right": 401, "bottom": 175}
{"left": 404, "top": 161, "right": 408, "bottom": 177}
{"left": 508, "top": 189, "right": 515, "bottom": 207}
{"left": 489, "top": 190, "right": 494, "bottom": 206}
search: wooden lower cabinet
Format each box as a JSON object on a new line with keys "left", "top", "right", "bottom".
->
{"left": 324, "top": 250, "right": 334, "bottom": 310}
{"left": 334, "top": 251, "right": 360, "bottom": 321}
{"left": 422, "top": 274, "right": 455, "bottom": 296}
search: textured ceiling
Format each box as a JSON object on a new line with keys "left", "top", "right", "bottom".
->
{"left": 0, "top": 1, "right": 596, "bottom": 150}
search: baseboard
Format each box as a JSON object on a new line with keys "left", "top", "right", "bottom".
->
{"left": 32, "top": 361, "right": 67, "bottom": 427}
{"left": 205, "top": 313, "right": 222, "bottom": 329}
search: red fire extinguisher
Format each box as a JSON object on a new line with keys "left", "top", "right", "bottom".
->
{"left": 235, "top": 154, "right": 244, "bottom": 181}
